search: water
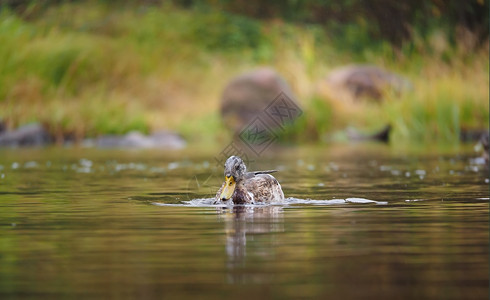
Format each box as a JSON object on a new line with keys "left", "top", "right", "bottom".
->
{"left": 0, "top": 144, "right": 488, "bottom": 299}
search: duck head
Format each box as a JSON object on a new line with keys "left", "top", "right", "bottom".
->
{"left": 219, "top": 156, "right": 246, "bottom": 201}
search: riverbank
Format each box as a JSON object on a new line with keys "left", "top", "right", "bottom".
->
{"left": 0, "top": 1, "right": 488, "bottom": 146}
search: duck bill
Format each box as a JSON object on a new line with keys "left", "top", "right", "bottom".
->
{"left": 220, "top": 176, "right": 236, "bottom": 200}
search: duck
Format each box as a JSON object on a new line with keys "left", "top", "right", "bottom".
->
{"left": 214, "top": 156, "right": 285, "bottom": 204}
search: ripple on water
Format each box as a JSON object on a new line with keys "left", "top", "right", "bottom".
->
{"left": 152, "top": 197, "right": 388, "bottom": 207}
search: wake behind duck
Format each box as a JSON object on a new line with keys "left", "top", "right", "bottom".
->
{"left": 152, "top": 156, "right": 388, "bottom": 207}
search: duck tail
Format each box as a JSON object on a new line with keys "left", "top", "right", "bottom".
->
{"left": 253, "top": 170, "right": 278, "bottom": 175}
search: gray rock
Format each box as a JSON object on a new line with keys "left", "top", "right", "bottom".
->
{"left": 346, "top": 124, "right": 392, "bottom": 143}
{"left": 221, "top": 67, "right": 301, "bottom": 133}
{"left": 149, "top": 130, "right": 187, "bottom": 149}
{"left": 94, "top": 130, "right": 186, "bottom": 149}
{"left": 460, "top": 128, "right": 489, "bottom": 143}
{"left": 0, "top": 120, "right": 5, "bottom": 134}
{"left": 322, "top": 65, "right": 412, "bottom": 102}
{"left": 478, "top": 132, "right": 489, "bottom": 164}
{"left": 0, "top": 123, "right": 52, "bottom": 147}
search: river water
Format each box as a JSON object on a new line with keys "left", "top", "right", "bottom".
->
{"left": 0, "top": 144, "right": 488, "bottom": 299}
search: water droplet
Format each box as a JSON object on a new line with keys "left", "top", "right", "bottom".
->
{"left": 79, "top": 159, "right": 92, "bottom": 168}
{"left": 11, "top": 162, "right": 19, "bottom": 169}
{"left": 76, "top": 167, "right": 91, "bottom": 173}
{"left": 328, "top": 162, "right": 339, "bottom": 171}
{"left": 276, "top": 165, "right": 286, "bottom": 171}
{"left": 390, "top": 170, "right": 401, "bottom": 176}
{"left": 150, "top": 167, "right": 166, "bottom": 173}
{"left": 469, "top": 166, "right": 479, "bottom": 172}
{"left": 24, "top": 161, "right": 38, "bottom": 168}
{"left": 168, "top": 162, "right": 179, "bottom": 170}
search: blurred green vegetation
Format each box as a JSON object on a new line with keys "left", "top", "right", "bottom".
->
{"left": 0, "top": 0, "right": 488, "bottom": 145}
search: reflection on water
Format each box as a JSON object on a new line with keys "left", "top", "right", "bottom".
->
{"left": 217, "top": 206, "right": 284, "bottom": 284}
{"left": 0, "top": 144, "right": 488, "bottom": 299}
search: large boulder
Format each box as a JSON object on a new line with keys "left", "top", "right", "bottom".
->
{"left": 0, "top": 123, "right": 52, "bottom": 147}
{"left": 320, "top": 65, "right": 412, "bottom": 102}
{"left": 220, "top": 68, "right": 301, "bottom": 133}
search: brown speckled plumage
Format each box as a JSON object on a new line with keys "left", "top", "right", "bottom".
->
{"left": 215, "top": 156, "right": 284, "bottom": 204}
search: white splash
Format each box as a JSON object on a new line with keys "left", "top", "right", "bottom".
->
{"left": 152, "top": 197, "right": 388, "bottom": 207}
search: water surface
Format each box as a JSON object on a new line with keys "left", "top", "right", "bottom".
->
{"left": 0, "top": 144, "right": 488, "bottom": 299}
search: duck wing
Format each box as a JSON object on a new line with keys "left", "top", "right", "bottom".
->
{"left": 242, "top": 173, "right": 284, "bottom": 203}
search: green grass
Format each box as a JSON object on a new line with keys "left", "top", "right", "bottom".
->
{"left": 0, "top": 1, "right": 488, "bottom": 146}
